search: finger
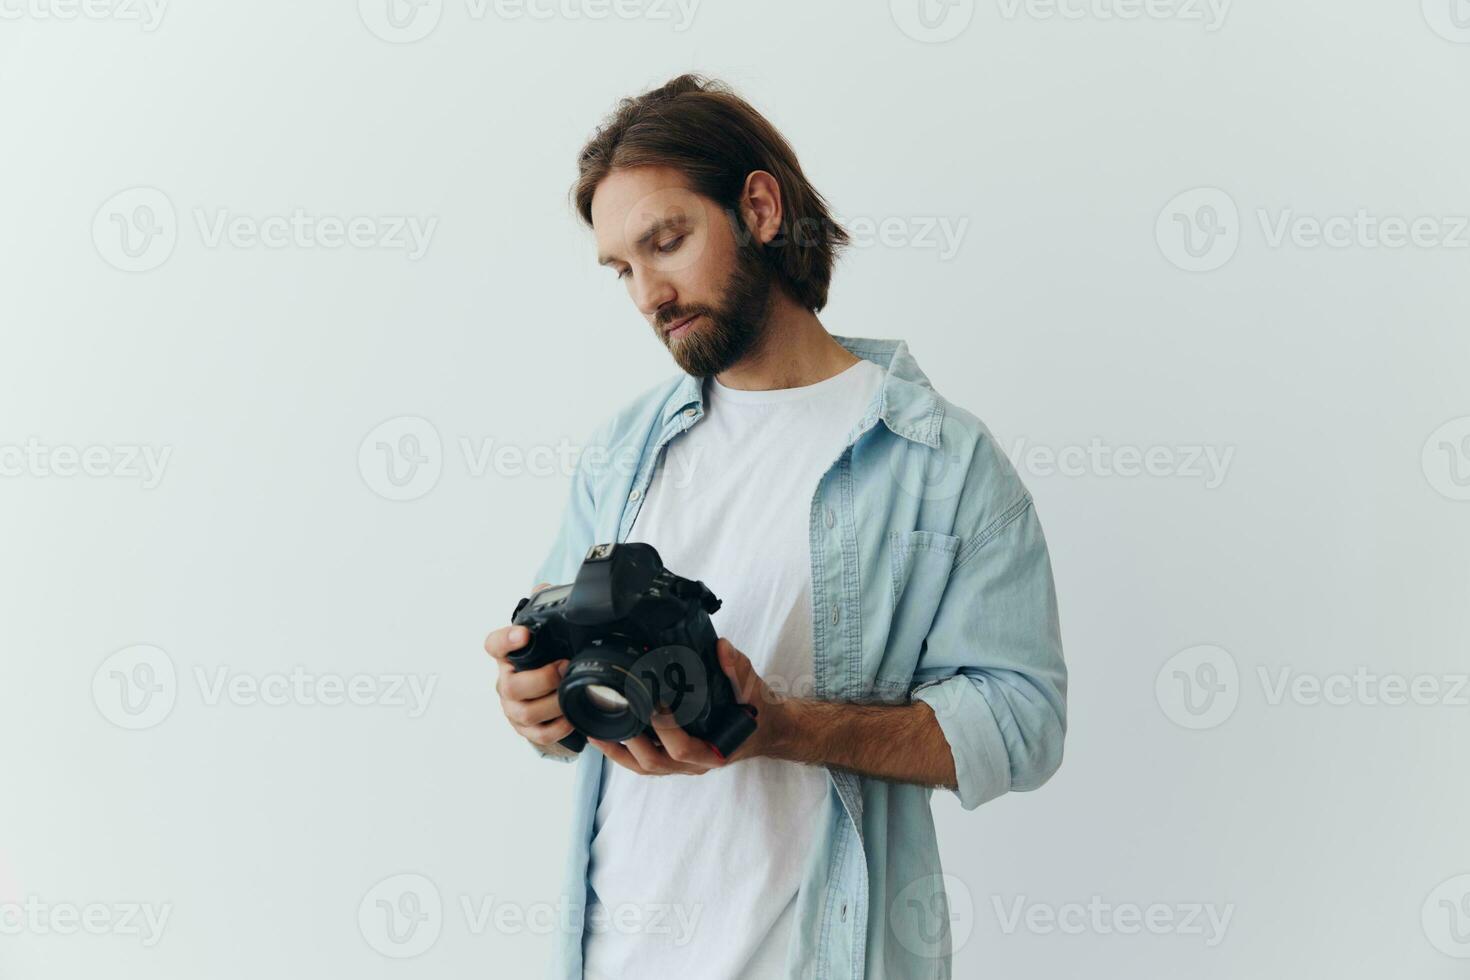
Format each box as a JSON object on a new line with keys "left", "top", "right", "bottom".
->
{"left": 522, "top": 716, "right": 575, "bottom": 747}
{"left": 650, "top": 711, "right": 722, "bottom": 768}
{"left": 505, "top": 689, "right": 566, "bottom": 728}
{"left": 497, "top": 660, "right": 568, "bottom": 701}
{"left": 484, "top": 624, "right": 532, "bottom": 662}
{"left": 621, "top": 734, "right": 692, "bottom": 775}
{"left": 588, "top": 738, "right": 647, "bottom": 774}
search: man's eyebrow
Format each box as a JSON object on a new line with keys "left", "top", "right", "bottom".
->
{"left": 597, "top": 215, "right": 689, "bottom": 266}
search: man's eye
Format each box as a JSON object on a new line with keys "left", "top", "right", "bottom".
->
{"left": 615, "top": 267, "right": 630, "bottom": 281}
{"left": 656, "top": 236, "right": 684, "bottom": 255}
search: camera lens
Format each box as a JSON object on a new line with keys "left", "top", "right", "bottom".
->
{"left": 584, "top": 684, "right": 629, "bottom": 712}
{"left": 558, "top": 646, "right": 653, "bottom": 741}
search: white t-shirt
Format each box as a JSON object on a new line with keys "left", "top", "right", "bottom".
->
{"left": 581, "top": 357, "right": 886, "bottom": 980}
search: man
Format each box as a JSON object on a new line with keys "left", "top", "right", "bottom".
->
{"left": 484, "top": 73, "right": 1067, "bottom": 979}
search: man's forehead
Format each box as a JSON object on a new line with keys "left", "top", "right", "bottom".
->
{"left": 592, "top": 170, "right": 705, "bottom": 263}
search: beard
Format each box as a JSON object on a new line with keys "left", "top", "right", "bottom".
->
{"left": 653, "top": 234, "right": 775, "bottom": 378}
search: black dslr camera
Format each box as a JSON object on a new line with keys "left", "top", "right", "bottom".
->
{"left": 509, "top": 542, "right": 758, "bottom": 758}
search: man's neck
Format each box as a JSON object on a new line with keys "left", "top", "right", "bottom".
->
{"left": 712, "top": 295, "right": 859, "bottom": 391}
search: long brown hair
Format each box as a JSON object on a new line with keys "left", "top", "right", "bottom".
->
{"left": 571, "top": 73, "right": 849, "bottom": 313}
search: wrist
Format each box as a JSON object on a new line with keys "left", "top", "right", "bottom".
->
{"left": 753, "top": 696, "right": 803, "bottom": 761}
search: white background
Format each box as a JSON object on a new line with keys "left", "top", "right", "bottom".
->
{"left": 2, "top": 0, "right": 1468, "bottom": 977}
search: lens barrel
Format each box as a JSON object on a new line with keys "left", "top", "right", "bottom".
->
{"left": 558, "top": 647, "right": 654, "bottom": 741}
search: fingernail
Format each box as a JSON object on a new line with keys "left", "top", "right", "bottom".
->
{"left": 510, "top": 627, "right": 526, "bottom": 643}
{"left": 558, "top": 661, "right": 570, "bottom": 677}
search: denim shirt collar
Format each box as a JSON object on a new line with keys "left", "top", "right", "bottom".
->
{"left": 656, "top": 335, "right": 943, "bottom": 448}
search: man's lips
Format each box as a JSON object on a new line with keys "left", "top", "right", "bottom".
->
{"left": 665, "top": 314, "right": 700, "bottom": 340}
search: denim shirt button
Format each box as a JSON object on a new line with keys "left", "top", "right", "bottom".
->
{"left": 629, "top": 488, "right": 641, "bottom": 502}
{"left": 683, "top": 407, "right": 697, "bottom": 418}
{"left": 824, "top": 507, "right": 836, "bottom": 528}
{"left": 830, "top": 605, "right": 839, "bottom": 625}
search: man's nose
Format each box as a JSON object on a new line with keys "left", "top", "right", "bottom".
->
{"left": 633, "top": 272, "right": 676, "bottom": 319}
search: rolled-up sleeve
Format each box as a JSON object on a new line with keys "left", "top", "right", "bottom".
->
{"left": 910, "top": 495, "right": 1068, "bottom": 810}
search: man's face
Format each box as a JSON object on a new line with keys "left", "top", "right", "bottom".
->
{"left": 592, "top": 166, "right": 774, "bottom": 377}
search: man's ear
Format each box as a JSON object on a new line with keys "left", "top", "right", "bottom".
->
{"left": 739, "top": 170, "right": 784, "bottom": 246}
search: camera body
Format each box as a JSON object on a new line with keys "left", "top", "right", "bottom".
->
{"left": 509, "top": 542, "right": 757, "bottom": 758}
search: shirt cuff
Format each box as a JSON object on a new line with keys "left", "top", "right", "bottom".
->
{"left": 912, "top": 675, "right": 1012, "bottom": 810}
{"left": 530, "top": 740, "right": 579, "bottom": 764}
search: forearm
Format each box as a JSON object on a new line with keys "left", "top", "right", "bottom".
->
{"left": 760, "top": 698, "right": 957, "bottom": 790}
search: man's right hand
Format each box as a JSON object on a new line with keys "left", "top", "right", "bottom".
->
{"left": 484, "top": 585, "right": 577, "bottom": 753}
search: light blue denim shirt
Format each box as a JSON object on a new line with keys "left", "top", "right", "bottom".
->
{"left": 528, "top": 336, "right": 1067, "bottom": 979}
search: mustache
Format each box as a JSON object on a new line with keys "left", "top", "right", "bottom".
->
{"left": 656, "top": 309, "right": 709, "bottom": 331}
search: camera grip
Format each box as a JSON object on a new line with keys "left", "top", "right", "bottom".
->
{"left": 703, "top": 702, "right": 758, "bottom": 760}
{"left": 557, "top": 730, "right": 588, "bottom": 753}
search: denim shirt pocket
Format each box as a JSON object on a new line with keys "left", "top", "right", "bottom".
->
{"left": 883, "top": 529, "right": 961, "bottom": 697}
